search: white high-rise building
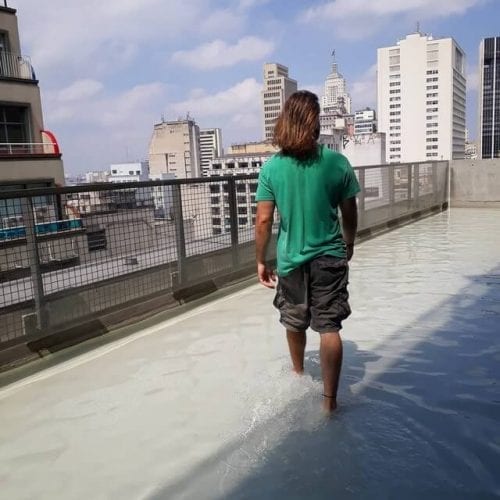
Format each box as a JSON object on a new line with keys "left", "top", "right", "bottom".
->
{"left": 377, "top": 32, "right": 466, "bottom": 163}
{"left": 321, "top": 60, "right": 351, "bottom": 115}
{"left": 199, "top": 128, "right": 222, "bottom": 176}
{"left": 354, "top": 108, "right": 377, "bottom": 135}
{"left": 262, "top": 63, "right": 297, "bottom": 141}
{"left": 148, "top": 118, "right": 201, "bottom": 179}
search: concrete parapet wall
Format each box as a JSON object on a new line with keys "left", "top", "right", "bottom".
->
{"left": 451, "top": 159, "right": 500, "bottom": 207}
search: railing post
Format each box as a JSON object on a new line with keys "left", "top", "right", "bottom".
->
{"left": 432, "top": 161, "right": 438, "bottom": 204}
{"left": 407, "top": 164, "right": 412, "bottom": 209}
{"left": 356, "top": 168, "right": 365, "bottom": 229}
{"left": 413, "top": 163, "right": 420, "bottom": 209}
{"left": 227, "top": 177, "right": 239, "bottom": 268}
{"left": 21, "top": 197, "right": 48, "bottom": 331}
{"left": 388, "top": 164, "right": 395, "bottom": 218}
{"left": 172, "top": 184, "right": 186, "bottom": 286}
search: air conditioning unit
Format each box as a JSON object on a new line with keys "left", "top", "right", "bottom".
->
{"left": 2, "top": 215, "right": 24, "bottom": 228}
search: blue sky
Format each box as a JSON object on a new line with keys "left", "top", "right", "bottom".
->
{"left": 12, "top": 0, "right": 500, "bottom": 174}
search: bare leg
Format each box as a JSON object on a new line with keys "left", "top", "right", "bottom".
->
{"left": 286, "top": 330, "right": 306, "bottom": 374}
{"left": 320, "top": 331, "right": 343, "bottom": 412}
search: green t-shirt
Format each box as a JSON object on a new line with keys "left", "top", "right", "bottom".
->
{"left": 256, "top": 145, "right": 360, "bottom": 276}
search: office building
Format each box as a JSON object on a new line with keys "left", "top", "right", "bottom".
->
{"left": 354, "top": 108, "right": 377, "bottom": 135}
{"left": 262, "top": 63, "right": 297, "bottom": 141}
{"left": 478, "top": 37, "right": 500, "bottom": 159}
{"left": 378, "top": 32, "right": 466, "bottom": 163}
{"left": 148, "top": 118, "right": 201, "bottom": 179}
{"left": 199, "top": 128, "right": 222, "bottom": 176}
{"left": 109, "top": 161, "right": 149, "bottom": 183}
{"left": 84, "top": 171, "right": 110, "bottom": 184}
{"left": 321, "top": 58, "right": 351, "bottom": 115}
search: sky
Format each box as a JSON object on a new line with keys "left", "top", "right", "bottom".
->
{"left": 11, "top": 0, "right": 500, "bottom": 175}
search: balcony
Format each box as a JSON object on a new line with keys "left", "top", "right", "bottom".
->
{"left": 0, "top": 161, "right": 498, "bottom": 498}
{"left": 0, "top": 51, "right": 36, "bottom": 81}
{"left": 0, "top": 131, "right": 61, "bottom": 157}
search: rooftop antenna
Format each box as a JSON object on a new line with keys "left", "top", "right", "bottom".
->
{"left": 416, "top": 21, "right": 421, "bottom": 34}
{"left": 161, "top": 113, "right": 165, "bottom": 123}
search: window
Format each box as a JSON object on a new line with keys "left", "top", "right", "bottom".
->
{"left": 249, "top": 183, "right": 257, "bottom": 193}
{"left": 211, "top": 196, "right": 219, "bottom": 204}
{"left": 389, "top": 89, "right": 401, "bottom": 94}
{"left": 111, "top": 170, "right": 117, "bottom": 174}
{"left": 427, "top": 123, "right": 438, "bottom": 128}
{"left": 390, "top": 104, "right": 401, "bottom": 109}
{"left": 390, "top": 111, "right": 401, "bottom": 116}
{"left": 210, "top": 184, "right": 220, "bottom": 193}
{"left": 238, "top": 217, "right": 248, "bottom": 225}
{"left": 0, "top": 105, "right": 30, "bottom": 143}
{"left": 237, "top": 195, "right": 246, "bottom": 204}
{"left": 427, "top": 93, "right": 438, "bottom": 98}
{"left": 211, "top": 207, "right": 220, "bottom": 215}
{"left": 427, "top": 138, "right": 438, "bottom": 142}
{"left": 427, "top": 130, "right": 438, "bottom": 135}
{"left": 390, "top": 147, "right": 401, "bottom": 152}
{"left": 427, "top": 108, "right": 438, "bottom": 113}
{"left": 426, "top": 145, "right": 438, "bottom": 150}
{"left": 390, "top": 119, "right": 401, "bottom": 123}
{"left": 426, "top": 77, "right": 439, "bottom": 82}
{"left": 238, "top": 206, "right": 248, "bottom": 215}
{"left": 427, "top": 69, "right": 439, "bottom": 75}
{"left": 426, "top": 115, "right": 438, "bottom": 120}
{"left": 389, "top": 81, "right": 400, "bottom": 87}
{"left": 427, "top": 85, "right": 439, "bottom": 90}
{"left": 390, "top": 126, "right": 401, "bottom": 130}
{"left": 390, "top": 97, "right": 401, "bottom": 102}
{"left": 212, "top": 217, "right": 221, "bottom": 225}
{"left": 236, "top": 184, "right": 246, "bottom": 193}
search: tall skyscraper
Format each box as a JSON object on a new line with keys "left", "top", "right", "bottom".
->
{"left": 479, "top": 37, "right": 500, "bottom": 159}
{"left": 321, "top": 58, "right": 351, "bottom": 115}
{"left": 199, "top": 128, "right": 222, "bottom": 176}
{"left": 148, "top": 118, "right": 201, "bottom": 179}
{"left": 262, "top": 63, "right": 297, "bottom": 141}
{"left": 377, "top": 32, "right": 466, "bottom": 163}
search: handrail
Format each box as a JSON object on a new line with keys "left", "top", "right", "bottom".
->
{"left": 0, "top": 142, "right": 59, "bottom": 155}
{"left": 0, "top": 51, "right": 36, "bottom": 80}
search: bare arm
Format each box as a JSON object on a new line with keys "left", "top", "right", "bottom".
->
{"left": 255, "top": 201, "right": 276, "bottom": 288}
{"left": 339, "top": 196, "right": 358, "bottom": 261}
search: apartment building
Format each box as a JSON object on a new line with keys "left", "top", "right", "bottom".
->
{"left": 199, "top": 128, "right": 222, "bottom": 176}
{"left": 0, "top": 3, "right": 64, "bottom": 192}
{"left": 378, "top": 32, "right": 466, "bottom": 163}
{"left": 354, "top": 108, "right": 377, "bottom": 135}
{"left": 262, "top": 63, "right": 297, "bottom": 141}
{"left": 148, "top": 118, "right": 201, "bottom": 179}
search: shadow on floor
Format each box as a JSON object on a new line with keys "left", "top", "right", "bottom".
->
{"left": 148, "top": 265, "right": 500, "bottom": 500}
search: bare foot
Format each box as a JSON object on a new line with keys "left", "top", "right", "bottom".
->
{"left": 322, "top": 395, "right": 338, "bottom": 413}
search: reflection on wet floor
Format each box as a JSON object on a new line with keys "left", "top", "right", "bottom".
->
{"left": 0, "top": 208, "right": 499, "bottom": 500}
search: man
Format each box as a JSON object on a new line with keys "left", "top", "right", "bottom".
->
{"left": 255, "top": 90, "right": 359, "bottom": 412}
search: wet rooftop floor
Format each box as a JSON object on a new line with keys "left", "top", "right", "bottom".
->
{"left": 0, "top": 208, "right": 499, "bottom": 499}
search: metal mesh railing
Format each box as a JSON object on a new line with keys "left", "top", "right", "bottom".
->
{"left": 0, "top": 161, "right": 448, "bottom": 345}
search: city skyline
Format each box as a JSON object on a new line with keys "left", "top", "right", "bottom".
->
{"left": 11, "top": 0, "right": 500, "bottom": 174}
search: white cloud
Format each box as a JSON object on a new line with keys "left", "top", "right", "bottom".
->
{"left": 172, "top": 37, "right": 274, "bottom": 70}
{"left": 170, "top": 78, "right": 263, "bottom": 142}
{"left": 467, "top": 66, "right": 479, "bottom": 92}
{"left": 42, "top": 81, "right": 168, "bottom": 172}
{"left": 58, "top": 79, "right": 104, "bottom": 102}
{"left": 350, "top": 63, "right": 377, "bottom": 110}
{"left": 301, "top": 0, "right": 484, "bottom": 39}
{"left": 171, "top": 78, "right": 261, "bottom": 118}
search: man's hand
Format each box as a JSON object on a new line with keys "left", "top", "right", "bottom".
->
{"left": 346, "top": 243, "right": 354, "bottom": 262}
{"left": 257, "top": 262, "right": 276, "bottom": 288}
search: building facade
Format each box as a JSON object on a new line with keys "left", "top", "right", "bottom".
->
{"left": 321, "top": 60, "right": 352, "bottom": 115}
{"left": 109, "top": 161, "right": 149, "bottom": 183}
{"left": 84, "top": 171, "right": 110, "bottom": 184}
{"left": 377, "top": 32, "right": 466, "bottom": 163}
{"left": 0, "top": 4, "right": 64, "bottom": 191}
{"left": 207, "top": 153, "right": 272, "bottom": 235}
{"left": 354, "top": 108, "right": 377, "bottom": 135}
{"left": 478, "top": 37, "right": 500, "bottom": 159}
{"left": 148, "top": 118, "right": 201, "bottom": 179}
{"left": 262, "top": 63, "right": 297, "bottom": 141}
{"left": 199, "top": 128, "right": 222, "bottom": 176}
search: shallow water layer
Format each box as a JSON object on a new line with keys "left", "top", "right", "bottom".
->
{"left": 0, "top": 208, "right": 499, "bottom": 500}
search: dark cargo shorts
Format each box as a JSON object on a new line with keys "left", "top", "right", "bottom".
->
{"left": 273, "top": 255, "right": 351, "bottom": 333}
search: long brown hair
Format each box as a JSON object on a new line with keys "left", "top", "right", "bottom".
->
{"left": 273, "top": 90, "right": 320, "bottom": 161}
